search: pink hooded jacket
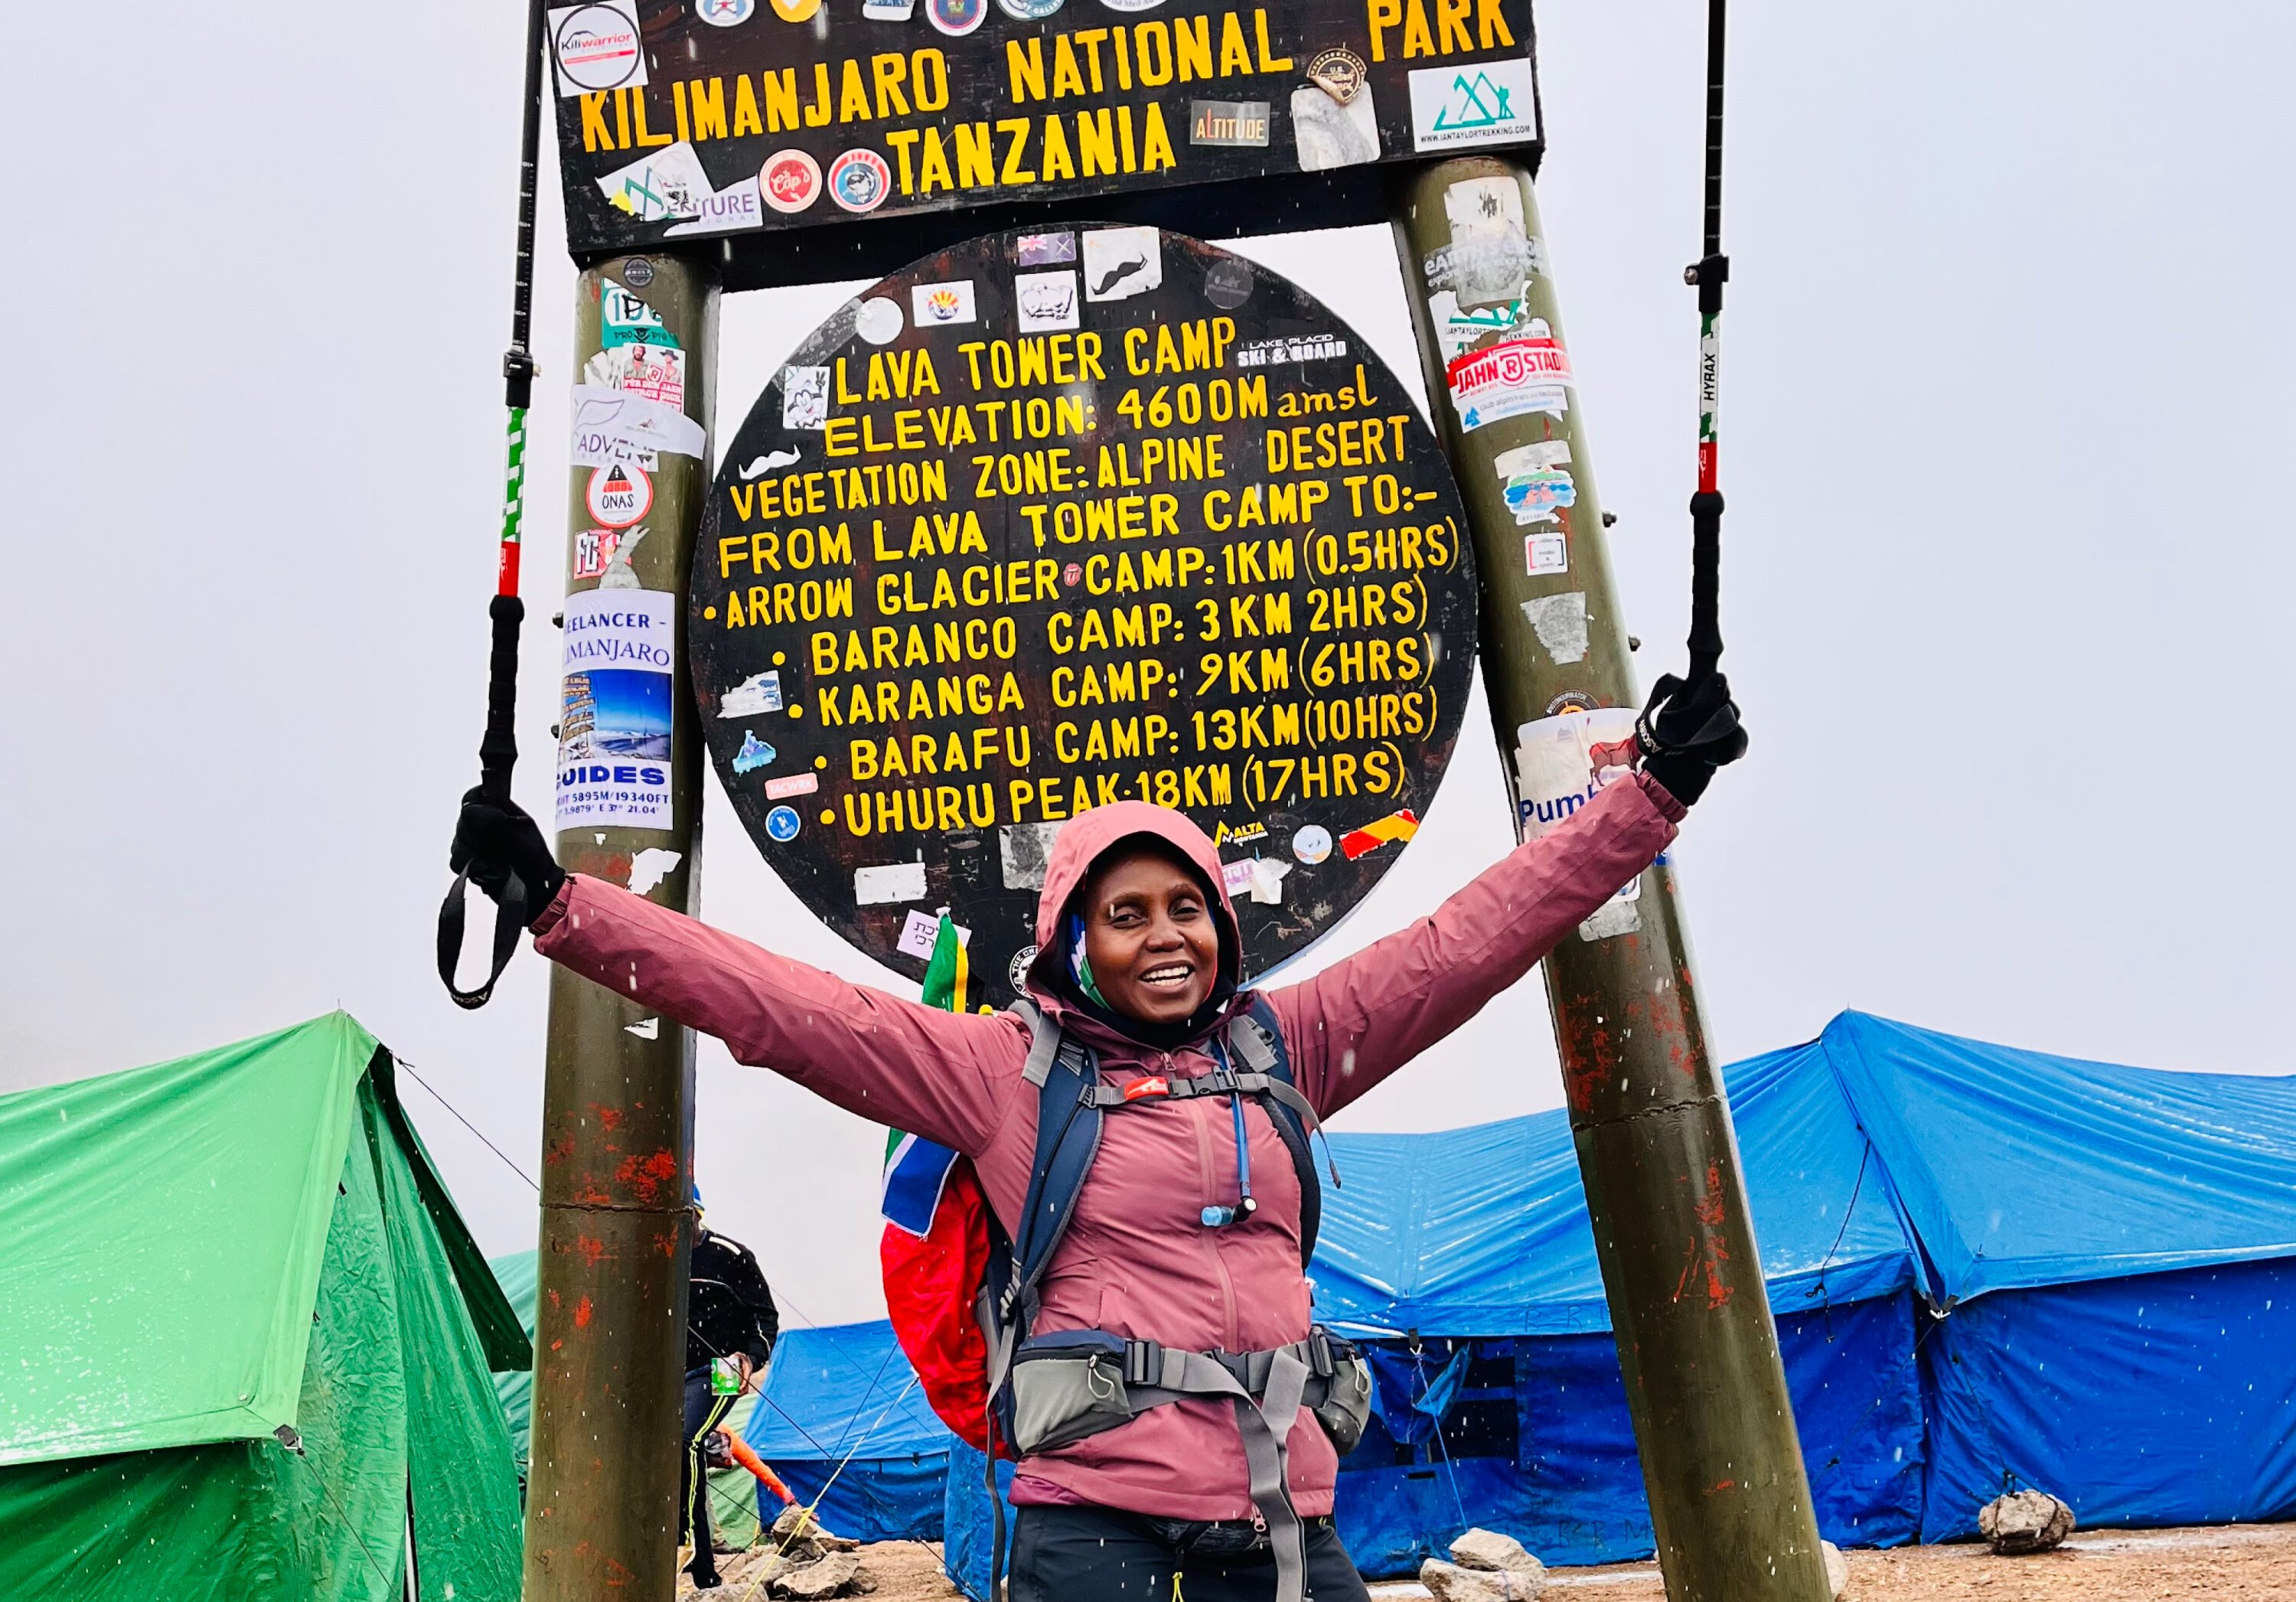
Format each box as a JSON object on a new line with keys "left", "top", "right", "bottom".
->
{"left": 532, "top": 774, "right": 1681, "bottom": 1521}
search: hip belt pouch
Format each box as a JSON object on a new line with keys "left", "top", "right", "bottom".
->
{"left": 1310, "top": 1340, "right": 1373, "bottom": 1455}
{"left": 1007, "top": 1330, "right": 1136, "bottom": 1456}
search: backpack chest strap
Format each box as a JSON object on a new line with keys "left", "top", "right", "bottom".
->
{"left": 1081, "top": 1069, "right": 1328, "bottom": 1144}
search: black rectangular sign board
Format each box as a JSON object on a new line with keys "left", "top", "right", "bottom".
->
{"left": 548, "top": 0, "right": 1541, "bottom": 287}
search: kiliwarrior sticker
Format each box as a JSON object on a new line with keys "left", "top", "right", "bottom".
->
{"left": 550, "top": 1, "right": 647, "bottom": 96}
{"left": 556, "top": 589, "right": 677, "bottom": 830}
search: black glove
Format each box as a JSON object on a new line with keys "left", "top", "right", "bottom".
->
{"left": 448, "top": 788, "right": 566, "bottom": 925}
{"left": 1634, "top": 671, "right": 1748, "bottom": 808}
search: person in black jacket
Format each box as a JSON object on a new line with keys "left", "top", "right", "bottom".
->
{"left": 682, "top": 1201, "right": 779, "bottom": 1589}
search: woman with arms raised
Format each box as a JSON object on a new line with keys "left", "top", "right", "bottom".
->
{"left": 451, "top": 684, "right": 1743, "bottom": 1601}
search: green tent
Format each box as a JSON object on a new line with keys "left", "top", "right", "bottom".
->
{"left": 489, "top": 1249, "right": 765, "bottom": 1551}
{"left": 0, "top": 1013, "right": 531, "bottom": 1600}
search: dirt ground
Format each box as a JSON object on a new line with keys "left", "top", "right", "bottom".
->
{"left": 703, "top": 1521, "right": 2296, "bottom": 1601}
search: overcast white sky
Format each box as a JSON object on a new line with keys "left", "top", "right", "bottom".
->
{"left": 5, "top": 3, "right": 2291, "bottom": 1329}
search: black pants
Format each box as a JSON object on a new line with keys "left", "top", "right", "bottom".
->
{"left": 680, "top": 1368, "right": 739, "bottom": 1581}
{"left": 1009, "top": 1504, "right": 1371, "bottom": 1602}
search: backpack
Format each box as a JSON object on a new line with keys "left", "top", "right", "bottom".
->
{"left": 878, "top": 992, "right": 1326, "bottom": 1455}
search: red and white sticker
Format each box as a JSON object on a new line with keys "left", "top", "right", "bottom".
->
{"left": 827, "top": 149, "right": 892, "bottom": 214}
{"left": 573, "top": 528, "right": 621, "bottom": 579}
{"left": 586, "top": 463, "right": 652, "bottom": 528}
{"left": 760, "top": 148, "right": 822, "bottom": 214}
{"left": 763, "top": 771, "right": 819, "bottom": 800}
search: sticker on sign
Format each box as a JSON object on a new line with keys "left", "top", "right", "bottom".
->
{"left": 550, "top": 0, "right": 647, "bottom": 96}
{"left": 1408, "top": 58, "right": 1538, "bottom": 152}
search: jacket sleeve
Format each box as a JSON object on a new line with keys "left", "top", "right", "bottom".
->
{"left": 725, "top": 1240, "right": 780, "bottom": 1366}
{"left": 532, "top": 875, "right": 1017, "bottom": 1157}
{"left": 1267, "top": 773, "right": 1684, "bottom": 1120}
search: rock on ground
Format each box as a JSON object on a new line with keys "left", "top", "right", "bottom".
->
{"left": 1450, "top": 1528, "right": 1548, "bottom": 1586}
{"left": 769, "top": 1550, "right": 863, "bottom": 1600}
{"left": 1421, "top": 1558, "right": 1543, "bottom": 1600}
{"left": 1979, "top": 1489, "right": 2076, "bottom": 1555}
{"left": 1821, "top": 1538, "right": 1850, "bottom": 1599}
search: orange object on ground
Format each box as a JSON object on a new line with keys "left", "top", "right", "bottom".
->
{"left": 725, "top": 1430, "right": 797, "bottom": 1506}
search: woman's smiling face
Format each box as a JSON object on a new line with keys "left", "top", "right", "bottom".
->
{"left": 1079, "top": 843, "right": 1221, "bottom": 1026}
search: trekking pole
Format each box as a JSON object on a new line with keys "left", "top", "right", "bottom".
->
{"left": 439, "top": 0, "right": 550, "bottom": 1010}
{"left": 1683, "top": 0, "right": 1728, "bottom": 682}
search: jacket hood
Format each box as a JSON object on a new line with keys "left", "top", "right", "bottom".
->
{"left": 1022, "top": 802, "right": 1242, "bottom": 1034}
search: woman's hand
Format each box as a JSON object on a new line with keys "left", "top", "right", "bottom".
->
{"left": 1635, "top": 671, "right": 1748, "bottom": 807}
{"left": 449, "top": 788, "right": 567, "bottom": 923}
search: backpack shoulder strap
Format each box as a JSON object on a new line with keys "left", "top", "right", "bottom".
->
{"left": 1228, "top": 994, "right": 1327, "bottom": 1266}
{"left": 1000, "top": 1001, "right": 1102, "bottom": 1325}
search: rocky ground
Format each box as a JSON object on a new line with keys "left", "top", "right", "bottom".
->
{"left": 748, "top": 1521, "right": 2296, "bottom": 1601}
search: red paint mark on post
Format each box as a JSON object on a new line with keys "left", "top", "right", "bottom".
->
{"left": 574, "top": 1295, "right": 594, "bottom": 1328}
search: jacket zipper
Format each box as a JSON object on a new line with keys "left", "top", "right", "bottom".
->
{"left": 1177, "top": 1046, "right": 1242, "bottom": 1352}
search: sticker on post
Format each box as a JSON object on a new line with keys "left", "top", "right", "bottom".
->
{"left": 1083, "top": 227, "right": 1163, "bottom": 302}
{"left": 601, "top": 282, "right": 674, "bottom": 349}
{"left": 1446, "top": 322, "right": 1571, "bottom": 432}
{"left": 1291, "top": 824, "right": 1332, "bottom": 865}
{"left": 1408, "top": 58, "right": 1538, "bottom": 152}
{"left": 856, "top": 861, "right": 929, "bottom": 906}
{"left": 627, "top": 847, "right": 683, "bottom": 895}
{"left": 765, "top": 805, "right": 801, "bottom": 841}
{"left": 1521, "top": 592, "right": 1589, "bottom": 665}
{"left": 1525, "top": 532, "right": 1568, "bottom": 576}
{"left": 1513, "top": 704, "right": 1639, "bottom": 840}
{"left": 1495, "top": 442, "right": 1577, "bottom": 525}
{"left": 556, "top": 589, "right": 676, "bottom": 830}
{"left": 584, "top": 341, "right": 687, "bottom": 408}
{"left": 1015, "top": 271, "right": 1079, "bottom": 332}
{"left": 571, "top": 384, "right": 704, "bottom": 465}
{"left": 550, "top": 1, "right": 647, "bottom": 96}
{"left": 1425, "top": 292, "right": 1526, "bottom": 359}
{"left": 586, "top": 463, "right": 652, "bottom": 527}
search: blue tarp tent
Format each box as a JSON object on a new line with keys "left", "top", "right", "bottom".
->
{"left": 740, "top": 1319, "right": 951, "bottom": 1543}
{"left": 1310, "top": 1012, "right": 2296, "bottom": 1573}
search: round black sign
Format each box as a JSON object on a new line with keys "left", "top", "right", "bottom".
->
{"left": 694, "top": 226, "right": 1478, "bottom": 1006}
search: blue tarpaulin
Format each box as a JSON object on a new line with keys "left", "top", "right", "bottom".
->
{"left": 742, "top": 1319, "right": 951, "bottom": 1543}
{"left": 1309, "top": 1012, "right": 2296, "bottom": 1571}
